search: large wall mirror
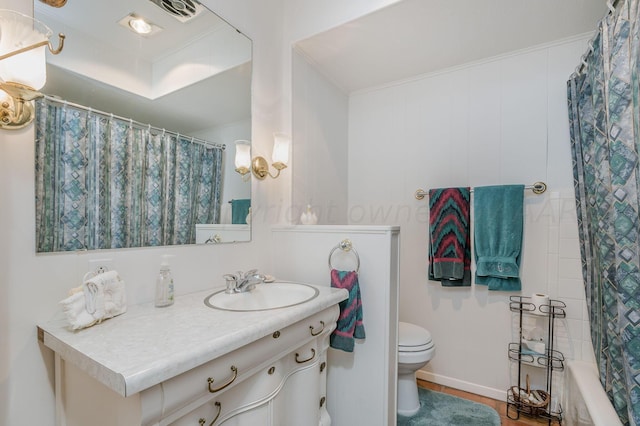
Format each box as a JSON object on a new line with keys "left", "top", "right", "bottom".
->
{"left": 34, "top": 0, "right": 252, "bottom": 252}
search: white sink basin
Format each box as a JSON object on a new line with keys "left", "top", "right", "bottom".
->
{"left": 204, "top": 282, "right": 320, "bottom": 312}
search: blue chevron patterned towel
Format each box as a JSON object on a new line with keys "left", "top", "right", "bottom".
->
{"left": 428, "top": 187, "right": 471, "bottom": 286}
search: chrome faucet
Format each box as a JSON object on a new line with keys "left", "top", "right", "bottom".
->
{"left": 204, "top": 234, "right": 222, "bottom": 244}
{"left": 224, "top": 269, "right": 266, "bottom": 294}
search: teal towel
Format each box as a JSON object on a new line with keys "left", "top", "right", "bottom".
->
{"left": 473, "top": 185, "right": 524, "bottom": 291}
{"left": 231, "top": 199, "right": 250, "bottom": 224}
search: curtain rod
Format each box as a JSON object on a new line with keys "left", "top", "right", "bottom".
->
{"left": 572, "top": 0, "right": 620, "bottom": 77}
{"left": 414, "top": 181, "right": 547, "bottom": 200}
{"left": 40, "top": 95, "right": 225, "bottom": 150}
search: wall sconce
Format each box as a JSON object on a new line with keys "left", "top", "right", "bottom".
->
{"left": 234, "top": 133, "right": 290, "bottom": 180}
{"left": 39, "top": 0, "right": 67, "bottom": 7}
{"left": 0, "top": 10, "right": 65, "bottom": 130}
{"left": 234, "top": 140, "right": 252, "bottom": 181}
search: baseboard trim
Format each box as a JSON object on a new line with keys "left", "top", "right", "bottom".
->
{"left": 416, "top": 370, "right": 507, "bottom": 402}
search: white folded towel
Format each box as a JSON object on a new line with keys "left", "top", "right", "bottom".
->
{"left": 60, "top": 291, "right": 98, "bottom": 330}
{"left": 100, "top": 271, "right": 127, "bottom": 318}
{"left": 60, "top": 271, "right": 127, "bottom": 330}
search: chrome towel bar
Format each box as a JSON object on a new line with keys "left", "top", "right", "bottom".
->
{"left": 414, "top": 181, "right": 547, "bottom": 200}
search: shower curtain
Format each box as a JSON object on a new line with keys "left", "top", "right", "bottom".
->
{"left": 34, "top": 98, "right": 224, "bottom": 252}
{"left": 567, "top": 1, "right": 640, "bottom": 424}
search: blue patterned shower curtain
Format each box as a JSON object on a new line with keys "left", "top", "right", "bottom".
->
{"left": 34, "top": 98, "right": 224, "bottom": 252}
{"left": 567, "top": 1, "right": 640, "bottom": 424}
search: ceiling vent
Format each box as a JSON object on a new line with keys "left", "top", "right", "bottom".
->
{"left": 148, "top": 0, "right": 205, "bottom": 22}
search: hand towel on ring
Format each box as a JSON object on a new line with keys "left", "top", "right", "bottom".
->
{"left": 330, "top": 269, "right": 365, "bottom": 352}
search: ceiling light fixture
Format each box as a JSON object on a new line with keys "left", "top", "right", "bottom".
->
{"left": 118, "top": 14, "right": 163, "bottom": 37}
{"left": 129, "top": 18, "right": 152, "bottom": 35}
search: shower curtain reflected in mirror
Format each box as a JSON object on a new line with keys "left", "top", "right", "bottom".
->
{"left": 568, "top": 1, "right": 640, "bottom": 424}
{"left": 34, "top": 98, "right": 224, "bottom": 252}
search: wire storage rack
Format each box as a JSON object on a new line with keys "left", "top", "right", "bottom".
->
{"left": 506, "top": 295, "right": 566, "bottom": 424}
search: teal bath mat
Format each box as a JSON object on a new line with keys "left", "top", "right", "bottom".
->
{"left": 398, "top": 388, "right": 500, "bottom": 426}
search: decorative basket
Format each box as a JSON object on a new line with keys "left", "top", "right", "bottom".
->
{"left": 510, "top": 374, "right": 550, "bottom": 415}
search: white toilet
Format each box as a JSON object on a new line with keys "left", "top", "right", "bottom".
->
{"left": 397, "top": 321, "right": 435, "bottom": 417}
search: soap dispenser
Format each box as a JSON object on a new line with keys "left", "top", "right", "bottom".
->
{"left": 155, "top": 255, "right": 175, "bottom": 307}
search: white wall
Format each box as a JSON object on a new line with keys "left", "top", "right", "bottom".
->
{"left": 272, "top": 226, "right": 400, "bottom": 426}
{"left": 346, "top": 37, "right": 594, "bottom": 398}
{"left": 282, "top": 1, "right": 404, "bottom": 226}
{"left": 292, "top": 49, "right": 349, "bottom": 224}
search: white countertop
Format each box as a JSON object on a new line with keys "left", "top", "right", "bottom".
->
{"left": 38, "top": 283, "right": 347, "bottom": 397}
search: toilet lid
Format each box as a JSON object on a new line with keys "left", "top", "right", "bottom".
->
{"left": 399, "top": 322, "right": 434, "bottom": 352}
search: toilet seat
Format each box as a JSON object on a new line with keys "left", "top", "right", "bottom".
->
{"left": 399, "top": 322, "right": 433, "bottom": 352}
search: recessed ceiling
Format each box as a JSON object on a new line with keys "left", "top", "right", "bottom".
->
{"left": 34, "top": 0, "right": 252, "bottom": 134}
{"left": 44, "top": 62, "right": 251, "bottom": 134}
{"left": 295, "top": 0, "right": 608, "bottom": 93}
{"left": 35, "top": 0, "right": 227, "bottom": 62}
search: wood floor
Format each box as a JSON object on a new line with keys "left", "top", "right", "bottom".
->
{"left": 417, "top": 379, "right": 561, "bottom": 426}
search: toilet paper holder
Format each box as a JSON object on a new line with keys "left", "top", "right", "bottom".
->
{"left": 531, "top": 293, "right": 550, "bottom": 316}
{"left": 509, "top": 295, "right": 566, "bottom": 318}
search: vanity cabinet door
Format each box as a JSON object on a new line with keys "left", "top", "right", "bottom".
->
{"left": 169, "top": 358, "right": 284, "bottom": 426}
{"left": 318, "top": 351, "right": 330, "bottom": 426}
{"left": 275, "top": 347, "right": 321, "bottom": 426}
{"left": 170, "top": 339, "right": 327, "bottom": 426}
{"left": 273, "top": 334, "right": 333, "bottom": 426}
{"left": 169, "top": 399, "right": 272, "bottom": 426}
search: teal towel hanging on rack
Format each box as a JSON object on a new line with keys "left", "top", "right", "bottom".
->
{"left": 473, "top": 185, "right": 524, "bottom": 291}
{"left": 231, "top": 199, "right": 250, "bottom": 224}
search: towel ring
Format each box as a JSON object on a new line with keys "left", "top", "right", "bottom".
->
{"left": 328, "top": 239, "right": 360, "bottom": 273}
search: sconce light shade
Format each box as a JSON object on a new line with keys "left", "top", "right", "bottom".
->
{"left": 233, "top": 134, "right": 291, "bottom": 181}
{"left": 272, "top": 132, "right": 290, "bottom": 169}
{"left": 0, "top": 10, "right": 52, "bottom": 90}
{"left": 234, "top": 140, "right": 251, "bottom": 176}
{"left": 0, "top": 10, "right": 65, "bottom": 130}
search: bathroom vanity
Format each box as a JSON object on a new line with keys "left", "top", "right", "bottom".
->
{"left": 37, "top": 283, "right": 347, "bottom": 426}
{"left": 195, "top": 224, "right": 251, "bottom": 244}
